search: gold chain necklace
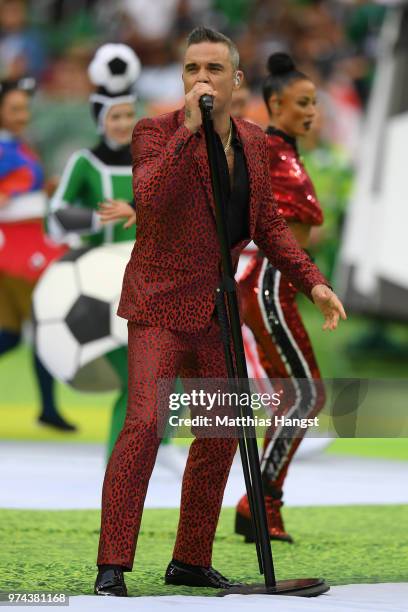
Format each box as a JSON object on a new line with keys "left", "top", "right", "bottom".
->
{"left": 223, "top": 121, "right": 233, "bottom": 154}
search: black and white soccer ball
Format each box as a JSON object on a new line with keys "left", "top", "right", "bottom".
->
{"left": 33, "top": 242, "right": 133, "bottom": 391}
{"left": 88, "top": 43, "right": 141, "bottom": 94}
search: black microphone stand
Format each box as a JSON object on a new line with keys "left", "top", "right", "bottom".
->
{"left": 199, "top": 94, "right": 329, "bottom": 597}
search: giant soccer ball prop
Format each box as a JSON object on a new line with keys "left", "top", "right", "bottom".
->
{"left": 33, "top": 242, "right": 133, "bottom": 391}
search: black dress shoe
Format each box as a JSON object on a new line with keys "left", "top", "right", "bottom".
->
{"left": 94, "top": 568, "right": 127, "bottom": 597}
{"left": 165, "top": 559, "right": 242, "bottom": 589}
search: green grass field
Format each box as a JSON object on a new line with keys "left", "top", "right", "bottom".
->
{"left": 1, "top": 505, "right": 407, "bottom": 596}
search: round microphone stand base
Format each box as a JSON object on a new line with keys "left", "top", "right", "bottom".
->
{"left": 217, "top": 577, "right": 330, "bottom": 598}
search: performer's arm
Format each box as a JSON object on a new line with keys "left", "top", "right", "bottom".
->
{"left": 49, "top": 151, "right": 87, "bottom": 214}
{"left": 48, "top": 152, "right": 99, "bottom": 239}
{"left": 253, "top": 195, "right": 327, "bottom": 299}
{"left": 132, "top": 118, "right": 200, "bottom": 209}
{"left": 254, "top": 187, "right": 346, "bottom": 330}
{"left": 0, "top": 144, "right": 37, "bottom": 199}
{"left": 0, "top": 144, "right": 25, "bottom": 180}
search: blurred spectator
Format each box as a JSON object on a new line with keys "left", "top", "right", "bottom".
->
{"left": 119, "top": 0, "right": 183, "bottom": 41}
{"left": 43, "top": 43, "right": 92, "bottom": 100}
{"left": 29, "top": 43, "right": 96, "bottom": 175}
{"left": 343, "top": 0, "right": 386, "bottom": 104}
{"left": 301, "top": 102, "right": 353, "bottom": 279}
{"left": 212, "top": 0, "right": 252, "bottom": 28}
{"left": 0, "top": 0, "right": 48, "bottom": 80}
{"left": 46, "top": 0, "right": 100, "bottom": 24}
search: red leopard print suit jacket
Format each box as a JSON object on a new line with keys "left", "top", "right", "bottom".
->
{"left": 118, "top": 109, "right": 327, "bottom": 333}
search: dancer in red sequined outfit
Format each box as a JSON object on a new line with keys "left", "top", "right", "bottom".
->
{"left": 235, "top": 53, "right": 328, "bottom": 544}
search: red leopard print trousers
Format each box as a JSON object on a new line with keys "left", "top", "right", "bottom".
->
{"left": 239, "top": 253, "right": 325, "bottom": 493}
{"left": 97, "top": 317, "right": 238, "bottom": 569}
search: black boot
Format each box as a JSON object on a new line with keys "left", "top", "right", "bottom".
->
{"left": 34, "top": 354, "right": 78, "bottom": 432}
{"left": 94, "top": 566, "right": 127, "bottom": 597}
{"left": 165, "top": 559, "right": 242, "bottom": 589}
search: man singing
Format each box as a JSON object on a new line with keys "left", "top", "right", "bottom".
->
{"left": 94, "top": 26, "right": 346, "bottom": 596}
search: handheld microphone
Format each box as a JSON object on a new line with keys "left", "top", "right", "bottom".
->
{"left": 199, "top": 94, "right": 214, "bottom": 113}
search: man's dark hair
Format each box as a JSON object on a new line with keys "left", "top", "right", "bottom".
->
{"left": 186, "top": 26, "right": 240, "bottom": 71}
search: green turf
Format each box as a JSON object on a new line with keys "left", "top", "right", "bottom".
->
{"left": 1, "top": 505, "right": 407, "bottom": 596}
{"left": 328, "top": 438, "right": 408, "bottom": 461}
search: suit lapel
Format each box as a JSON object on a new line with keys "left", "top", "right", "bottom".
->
{"left": 194, "top": 136, "right": 217, "bottom": 219}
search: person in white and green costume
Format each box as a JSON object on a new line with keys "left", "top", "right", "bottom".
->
{"left": 49, "top": 44, "right": 184, "bottom": 465}
{"left": 48, "top": 44, "right": 138, "bottom": 458}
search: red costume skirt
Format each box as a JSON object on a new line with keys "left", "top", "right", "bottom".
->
{"left": 0, "top": 220, "right": 66, "bottom": 282}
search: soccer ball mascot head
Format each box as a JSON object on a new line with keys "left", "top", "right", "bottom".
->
{"left": 88, "top": 43, "right": 141, "bottom": 138}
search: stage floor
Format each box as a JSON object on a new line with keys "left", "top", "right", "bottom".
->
{"left": 5, "top": 584, "right": 407, "bottom": 612}
{"left": 0, "top": 440, "right": 407, "bottom": 510}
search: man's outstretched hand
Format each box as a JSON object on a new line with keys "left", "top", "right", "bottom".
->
{"left": 311, "top": 284, "right": 347, "bottom": 331}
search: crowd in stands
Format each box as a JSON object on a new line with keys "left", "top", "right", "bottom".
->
{"left": 1, "top": 0, "right": 385, "bottom": 108}
{"left": 0, "top": 0, "right": 387, "bottom": 276}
